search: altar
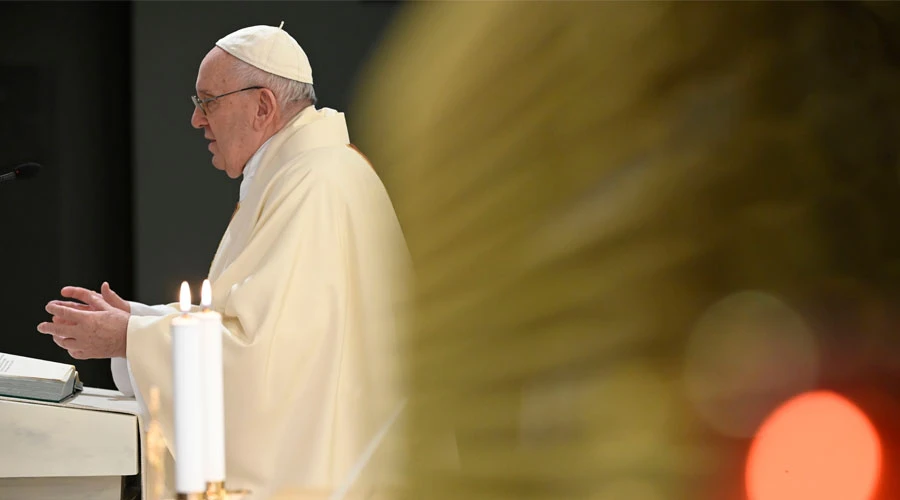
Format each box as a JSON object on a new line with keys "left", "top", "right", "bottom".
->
{"left": 0, "top": 387, "right": 146, "bottom": 500}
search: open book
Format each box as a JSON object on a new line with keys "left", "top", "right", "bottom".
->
{"left": 0, "top": 352, "right": 83, "bottom": 402}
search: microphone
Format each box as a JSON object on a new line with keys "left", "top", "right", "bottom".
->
{"left": 0, "top": 162, "right": 41, "bottom": 184}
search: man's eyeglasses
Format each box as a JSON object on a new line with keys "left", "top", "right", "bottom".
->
{"left": 191, "top": 86, "right": 263, "bottom": 115}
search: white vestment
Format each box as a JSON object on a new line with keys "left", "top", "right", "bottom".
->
{"left": 112, "top": 106, "right": 410, "bottom": 500}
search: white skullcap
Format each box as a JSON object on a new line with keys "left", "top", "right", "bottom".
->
{"left": 215, "top": 22, "right": 313, "bottom": 84}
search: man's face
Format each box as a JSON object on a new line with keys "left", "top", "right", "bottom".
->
{"left": 190, "top": 48, "right": 261, "bottom": 179}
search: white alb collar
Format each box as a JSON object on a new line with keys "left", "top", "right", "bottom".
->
{"left": 239, "top": 136, "right": 274, "bottom": 203}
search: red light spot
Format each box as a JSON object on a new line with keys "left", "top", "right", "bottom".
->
{"left": 746, "top": 391, "right": 881, "bottom": 500}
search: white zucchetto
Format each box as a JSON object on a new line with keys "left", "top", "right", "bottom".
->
{"left": 215, "top": 22, "right": 313, "bottom": 84}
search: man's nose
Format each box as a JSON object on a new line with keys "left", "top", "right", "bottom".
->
{"left": 191, "top": 106, "right": 207, "bottom": 129}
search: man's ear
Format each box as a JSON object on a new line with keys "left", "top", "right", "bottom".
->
{"left": 256, "top": 88, "right": 278, "bottom": 127}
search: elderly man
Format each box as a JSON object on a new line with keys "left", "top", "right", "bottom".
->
{"left": 38, "top": 24, "right": 409, "bottom": 499}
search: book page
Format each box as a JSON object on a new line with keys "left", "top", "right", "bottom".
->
{"left": 65, "top": 387, "right": 142, "bottom": 416}
{"left": 0, "top": 352, "right": 73, "bottom": 382}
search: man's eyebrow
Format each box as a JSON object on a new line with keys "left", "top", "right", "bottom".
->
{"left": 197, "top": 88, "right": 213, "bottom": 96}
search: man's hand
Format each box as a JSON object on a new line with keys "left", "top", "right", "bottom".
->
{"left": 38, "top": 283, "right": 131, "bottom": 360}
{"left": 100, "top": 281, "right": 131, "bottom": 313}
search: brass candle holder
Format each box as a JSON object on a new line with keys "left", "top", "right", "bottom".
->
{"left": 147, "top": 387, "right": 167, "bottom": 500}
{"left": 147, "top": 386, "right": 250, "bottom": 500}
{"left": 202, "top": 480, "right": 250, "bottom": 500}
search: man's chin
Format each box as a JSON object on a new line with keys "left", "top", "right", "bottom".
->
{"left": 212, "top": 157, "right": 242, "bottom": 179}
{"left": 223, "top": 165, "right": 242, "bottom": 179}
{"left": 211, "top": 158, "right": 230, "bottom": 175}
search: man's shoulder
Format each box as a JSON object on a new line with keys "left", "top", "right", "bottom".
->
{"left": 266, "top": 143, "right": 384, "bottom": 199}
{"left": 280, "top": 143, "right": 377, "bottom": 182}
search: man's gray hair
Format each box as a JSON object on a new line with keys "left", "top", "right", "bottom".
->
{"left": 229, "top": 56, "right": 317, "bottom": 114}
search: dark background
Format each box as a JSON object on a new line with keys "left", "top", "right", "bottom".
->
{"left": 0, "top": 0, "right": 400, "bottom": 389}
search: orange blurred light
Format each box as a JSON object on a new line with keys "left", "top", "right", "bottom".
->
{"left": 746, "top": 391, "right": 881, "bottom": 500}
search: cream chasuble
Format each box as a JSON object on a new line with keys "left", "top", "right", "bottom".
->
{"left": 120, "top": 106, "right": 410, "bottom": 500}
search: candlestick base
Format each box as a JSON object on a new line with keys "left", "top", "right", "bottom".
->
{"left": 206, "top": 481, "right": 225, "bottom": 499}
{"left": 175, "top": 493, "right": 206, "bottom": 500}
{"left": 205, "top": 481, "right": 251, "bottom": 500}
{"left": 222, "top": 487, "right": 252, "bottom": 500}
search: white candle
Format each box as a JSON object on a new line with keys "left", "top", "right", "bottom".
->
{"left": 171, "top": 281, "right": 205, "bottom": 494}
{"left": 197, "top": 279, "right": 226, "bottom": 482}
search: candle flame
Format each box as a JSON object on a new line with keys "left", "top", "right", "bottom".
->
{"left": 179, "top": 281, "right": 192, "bottom": 313}
{"left": 201, "top": 279, "right": 213, "bottom": 308}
